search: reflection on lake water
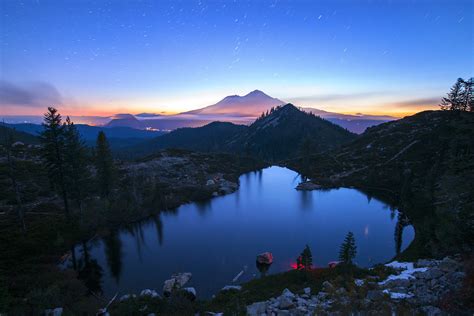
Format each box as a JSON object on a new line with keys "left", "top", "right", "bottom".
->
{"left": 69, "top": 166, "right": 414, "bottom": 298}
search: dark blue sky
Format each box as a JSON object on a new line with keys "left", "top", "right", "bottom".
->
{"left": 1, "top": 0, "right": 472, "bottom": 116}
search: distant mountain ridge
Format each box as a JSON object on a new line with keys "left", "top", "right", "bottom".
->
{"left": 2, "top": 123, "right": 166, "bottom": 149}
{"left": 0, "top": 125, "right": 40, "bottom": 144}
{"left": 1, "top": 90, "right": 394, "bottom": 133}
{"left": 100, "top": 90, "right": 390, "bottom": 133}
{"left": 130, "top": 104, "right": 356, "bottom": 161}
{"left": 106, "top": 114, "right": 142, "bottom": 129}
{"left": 301, "top": 107, "right": 395, "bottom": 121}
{"left": 125, "top": 121, "right": 247, "bottom": 158}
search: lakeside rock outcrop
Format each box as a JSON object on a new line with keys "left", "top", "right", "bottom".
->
{"left": 257, "top": 252, "right": 274, "bottom": 265}
{"left": 295, "top": 181, "right": 321, "bottom": 191}
{"left": 246, "top": 256, "right": 466, "bottom": 315}
{"left": 163, "top": 272, "right": 192, "bottom": 296}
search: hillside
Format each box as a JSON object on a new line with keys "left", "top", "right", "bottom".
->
{"left": 106, "top": 114, "right": 143, "bottom": 129}
{"left": 3, "top": 123, "right": 165, "bottom": 149}
{"left": 127, "top": 122, "right": 247, "bottom": 157}
{"left": 0, "top": 125, "right": 40, "bottom": 144}
{"left": 127, "top": 104, "right": 356, "bottom": 161}
{"left": 225, "top": 104, "right": 356, "bottom": 161}
{"left": 288, "top": 110, "right": 474, "bottom": 257}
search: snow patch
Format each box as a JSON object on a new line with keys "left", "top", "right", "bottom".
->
{"left": 354, "top": 279, "right": 364, "bottom": 287}
{"left": 383, "top": 289, "right": 413, "bottom": 299}
{"left": 379, "top": 261, "right": 428, "bottom": 285}
{"left": 385, "top": 261, "right": 414, "bottom": 270}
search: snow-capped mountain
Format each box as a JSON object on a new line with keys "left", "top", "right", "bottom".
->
{"left": 183, "top": 89, "right": 285, "bottom": 117}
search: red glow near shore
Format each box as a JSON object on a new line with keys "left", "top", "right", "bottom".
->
{"left": 290, "top": 262, "right": 310, "bottom": 270}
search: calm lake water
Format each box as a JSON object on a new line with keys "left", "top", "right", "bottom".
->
{"left": 71, "top": 166, "right": 414, "bottom": 298}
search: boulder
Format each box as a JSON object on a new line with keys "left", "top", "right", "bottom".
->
{"left": 119, "top": 294, "right": 136, "bottom": 301}
{"left": 336, "top": 287, "right": 347, "bottom": 295}
{"left": 12, "top": 141, "right": 24, "bottom": 147}
{"left": 221, "top": 285, "right": 242, "bottom": 292}
{"left": 322, "top": 281, "right": 334, "bottom": 292}
{"left": 278, "top": 296, "right": 294, "bottom": 309}
{"left": 448, "top": 271, "right": 466, "bottom": 284}
{"left": 163, "top": 272, "right": 192, "bottom": 296}
{"left": 256, "top": 252, "right": 273, "bottom": 265}
{"left": 295, "top": 305, "right": 309, "bottom": 314}
{"left": 420, "top": 306, "right": 442, "bottom": 316}
{"left": 296, "top": 181, "right": 321, "bottom": 190}
{"left": 425, "top": 268, "right": 444, "bottom": 279}
{"left": 246, "top": 301, "right": 267, "bottom": 316}
{"left": 439, "top": 257, "right": 459, "bottom": 272}
{"left": 44, "top": 308, "right": 63, "bottom": 316}
{"left": 140, "top": 289, "right": 160, "bottom": 298}
{"left": 354, "top": 279, "right": 364, "bottom": 287}
{"left": 366, "top": 290, "right": 384, "bottom": 301}
{"left": 281, "top": 288, "right": 295, "bottom": 299}
{"left": 383, "top": 278, "right": 410, "bottom": 288}
{"left": 303, "top": 287, "right": 311, "bottom": 295}
{"left": 328, "top": 261, "right": 341, "bottom": 268}
{"left": 182, "top": 287, "right": 196, "bottom": 301}
{"left": 206, "top": 179, "right": 215, "bottom": 186}
{"left": 416, "top": 259, "right": 438, "bottom": 268}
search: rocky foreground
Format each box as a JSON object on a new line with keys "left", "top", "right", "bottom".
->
{"left": 246, "top": 256, "right": 467, "bottom": 316}
{"left": 98, "top": 256, "right": 472, "bottom": 315}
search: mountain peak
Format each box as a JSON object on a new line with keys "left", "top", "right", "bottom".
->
{"left": 266, "top": 103, "right": 300, "bottom": 116}
{"left": 112, "top": 113, "right": 137, "bottom": 120}
{"left": 183, "top": 90, "right": 284, "bottom": 116}
{"left": 279, "top": 103, "right": 299, "bottom": 111}
{"left": 245, "top": 89, "right": 270, "bottom": 98}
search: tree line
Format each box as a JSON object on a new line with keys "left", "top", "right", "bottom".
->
{"left": 294, "top": 231, "right": 357, "bottom": 271}
{"left": 39, "top": 107, "right": 116, "bottom": 221}
{"left": 440, "top": 77, "right": 473, "bottom": 111}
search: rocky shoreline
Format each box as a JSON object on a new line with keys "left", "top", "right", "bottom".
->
{"left": 78, "top": 256, "right": 470, "bottom": 315}
{"left": 246, "top": 256, "right": 466, "bottom": 315}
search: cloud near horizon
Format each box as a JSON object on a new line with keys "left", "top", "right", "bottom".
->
{"left": 0, "top": 80, "right": 63, "bottom": 108}
{"left": 387, "top": 97, "right": 441, "bottom": 108}
{"left": 286, "top": 91, "right": 386, "bottom": 104}
{"left": 0, "top": 79, "right": 443, "bottom": 118}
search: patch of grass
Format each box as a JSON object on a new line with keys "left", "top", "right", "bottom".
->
{"left": 201, "top": 266, "right": 379, "bottom": 314}
{"left": 111, "top": 293, "right": 198, "bottom": 316}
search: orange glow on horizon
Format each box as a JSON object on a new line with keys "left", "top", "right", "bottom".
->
{"left": 1, "top": 90, "right": 441, "bottom": 119}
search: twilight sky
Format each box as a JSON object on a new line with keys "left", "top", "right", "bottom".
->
{"left": 1, "top": 0, "right": 473, "bottom": 117}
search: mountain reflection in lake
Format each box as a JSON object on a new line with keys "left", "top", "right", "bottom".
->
{"left": 69, "top": 166, "right": 414, "bottom": 298}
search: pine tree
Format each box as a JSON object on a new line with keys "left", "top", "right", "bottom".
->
{"left": 338, "top": 232, "right": 357, "bottom": 265}
{"left": 64, "top": 117, "right": 90, "bottom": 215}
{"left": 95, "top": 131, "right": 115, "bottom": 199}
{"left": 296, "top": 244, "right": 313, "bottom": 270}
{"left": 440, "top": 78, "right": 465, "bottom": 111}
{"left": 460, "top": 78, "right": 474, "bottom": 112}
{"left": 40, "top": 107, "right": 70, "bottom": 217}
